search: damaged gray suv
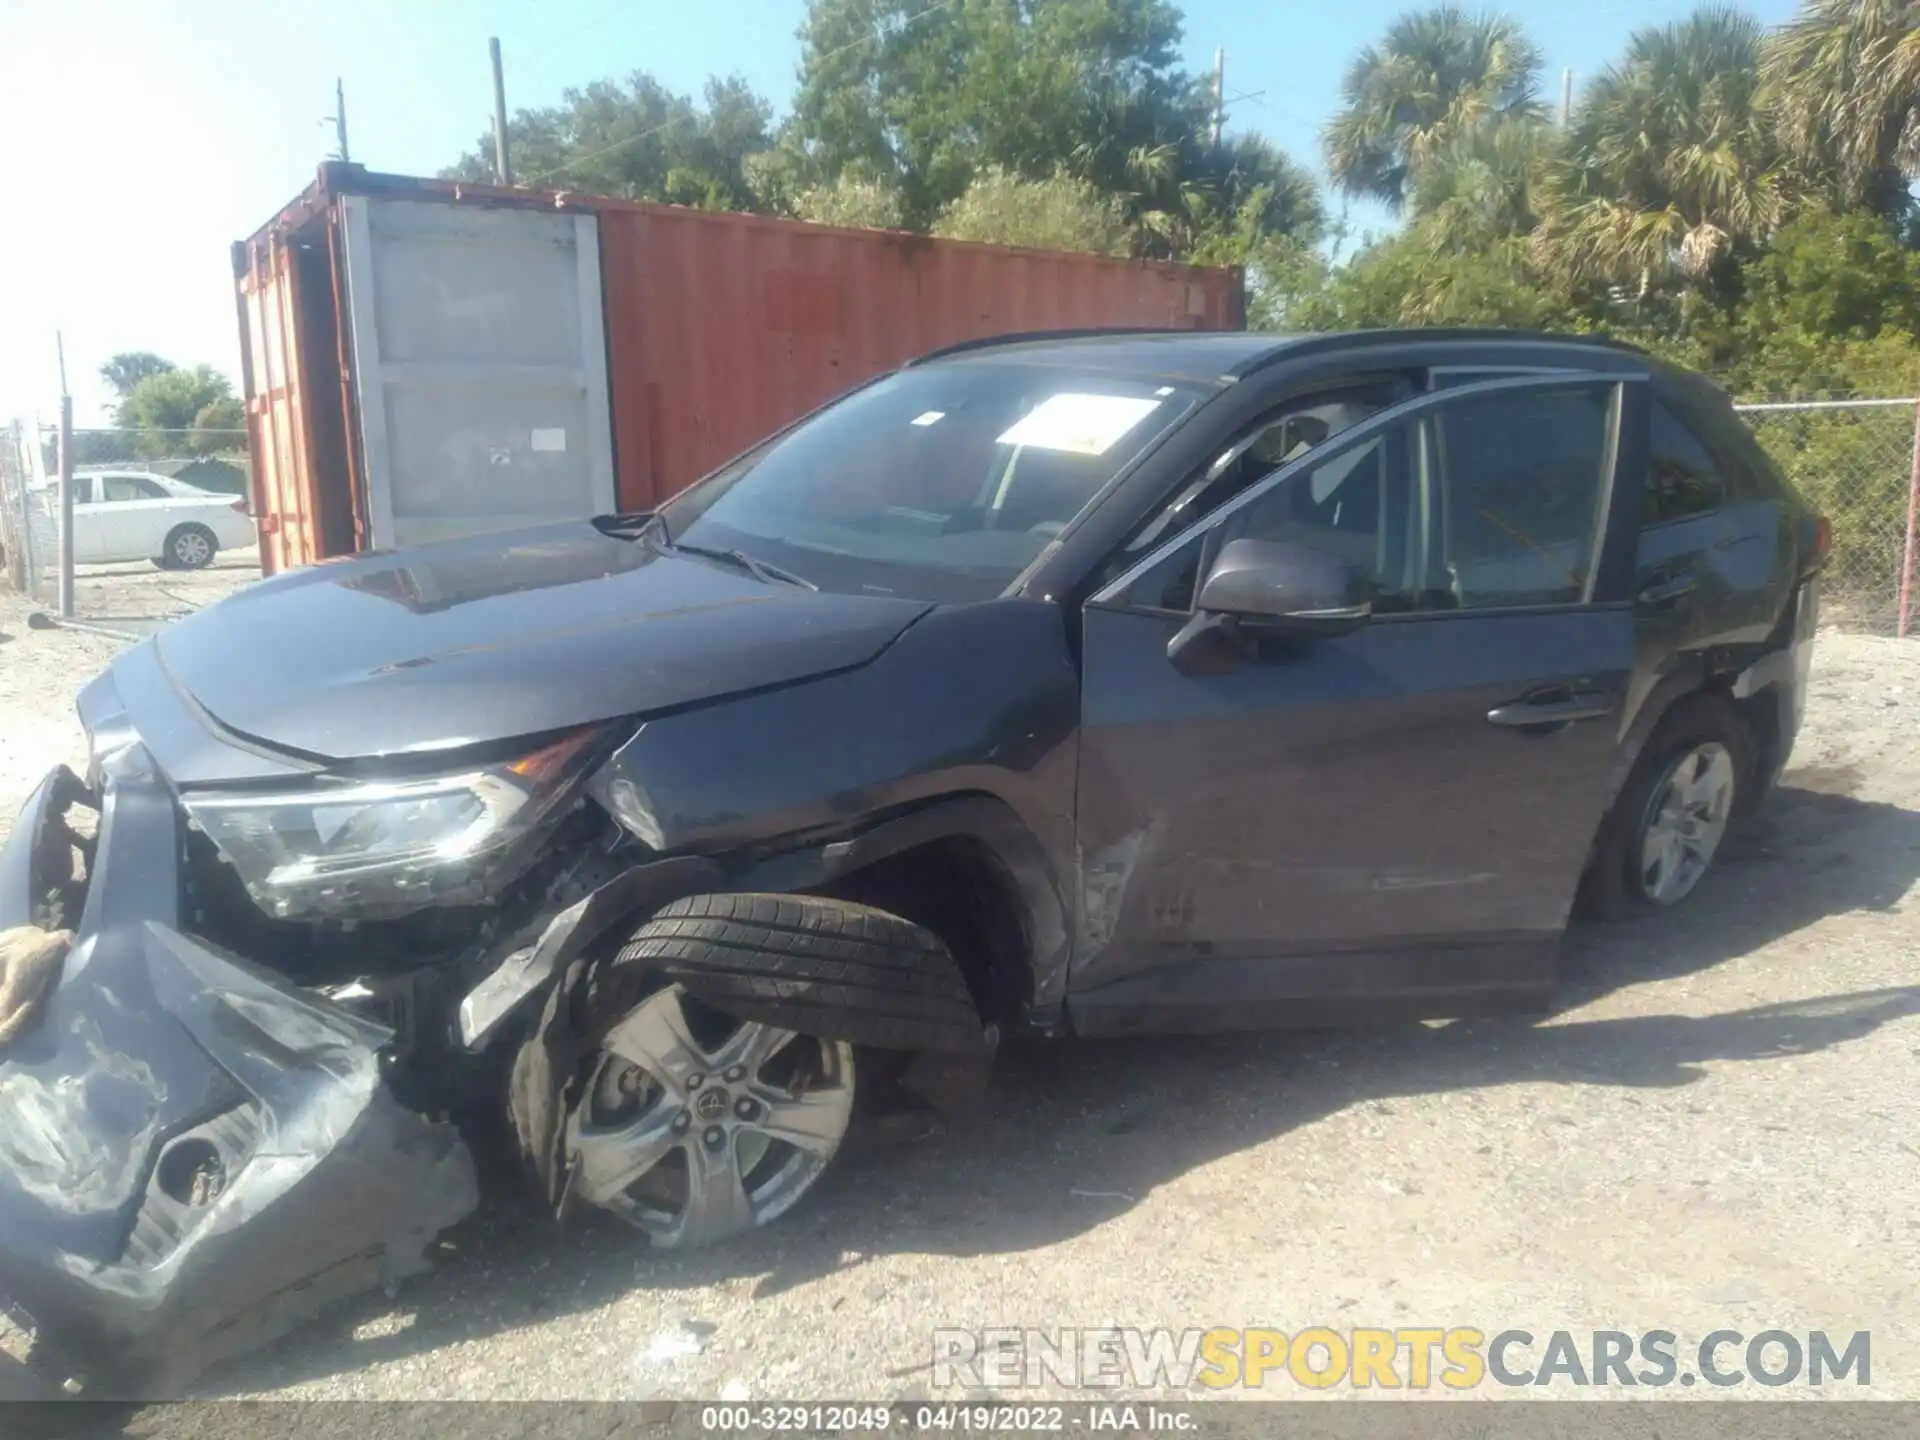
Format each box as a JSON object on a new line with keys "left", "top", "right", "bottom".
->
{"left": 0, "top": 329, "right": 1825, "bottom": 1395}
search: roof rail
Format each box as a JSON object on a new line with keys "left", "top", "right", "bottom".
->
{"left": 903, "top": 325, "right": 1655, "bottom": 376}
{"left": 1227, "top": 327, "right": 1652, "bottom": 378}
{"left": 905, "top": 328, "right": 1198, "bottom": 366}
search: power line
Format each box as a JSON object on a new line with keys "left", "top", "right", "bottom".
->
{"left": 516, "top": 0, "right": 637, "bottom": 76}
{"left": 524, "top": 0, "right": 967, "bottom": 186}
{"left": 1239, "top": 93, "right": 1320, "bottom": 132}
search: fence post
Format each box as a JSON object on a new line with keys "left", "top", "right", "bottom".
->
{"left": 56, "top": 395, "right": 74, "bottom": 618}
{"left": 11, "top": 425, "right": 35, "bottom": 595}
{"left": 1902, "top": 400, "right": 1920, "bottom": 640}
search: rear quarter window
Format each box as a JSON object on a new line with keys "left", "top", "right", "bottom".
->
{"left": 1660, "top": 380, "right": 1787, "bottom": 504}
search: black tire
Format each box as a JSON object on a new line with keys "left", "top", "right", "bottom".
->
{"left": 593, "top": 892, "right": 982, "bottom": 1055}
{"left": 160, "top": 522, "right": 217, "bottom": 571}
{"left": 1581, "top": 693, "right": 1754, "bottom": 921}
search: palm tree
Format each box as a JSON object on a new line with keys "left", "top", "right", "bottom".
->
{"left": 1535, "top": 5, "right": 1791, "bottom": 294}
{"left": 1074, "top": 128, "right": 1322, "bottom": 261}
{"left": 1764, "top": 0, "right": 1920, "bottom": 215}
{"left": 1322, "top": 6, "right": 1545, "bottom": 209}
{"left": 1407, "top": 115, "right": 1560, "bottom": 246}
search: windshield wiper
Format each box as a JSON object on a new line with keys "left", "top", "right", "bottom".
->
{"left": 662, "top": 536, "right": 818, "bottom": 591}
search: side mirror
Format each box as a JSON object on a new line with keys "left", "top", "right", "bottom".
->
{"left": 1168, "top": 537, "right": 1370, "bottom": 674}
{"left": 1197, "top": 537, "right": 1369, "bottom": 631}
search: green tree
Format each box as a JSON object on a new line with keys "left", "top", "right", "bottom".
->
{"left": 447, "top": 73, "right": 773, "bottom": 210}
{"left": 1764, "top": 0, "right": 1920, "bottom": 216}
{"left": 791, "top": 174, "right": 910, "bottom": 229}
{"left": 98, "top": 351, "right": 175, "bottom": 401}
{"left": 1240, "top": 235, "right": 1333, "bottom": 330}
{"left": 932, "top": 166, "right": 1131, "bottom": 252}
{"left": 118, "top": 366, "right": 242, "bottom": 459}
{"left": 1406, "top": 115, "right": 1558, "bottom": 245}
{"left": 789, "top": 0, "right": 1303, "bottom": 247}
{"left": 1292, "top": 227, "right": 1573, "bottom": 330}
{"left": 1114, "top": 134, "right": 1323, "bottom": 260}
{"left": 1737, "top": 206, "right": 1920, "bottom": 342}
{"left": 1321, "top": 5, "right": 1545, "bottom": 210}
{"left": 791, "top": 0, "right": 1175, "bottom": 221}
{"left": 1535, "top": 6, "right": 1790, "bottom": 297}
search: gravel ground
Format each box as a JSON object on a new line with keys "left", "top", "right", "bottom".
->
{"left": 1, "top": 569, "right": 1915, "bottom": 1408}
{"left": 0, "top": 553, "right": 259, "bottom": 827}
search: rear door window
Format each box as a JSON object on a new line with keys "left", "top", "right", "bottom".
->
{"left": 1646, "top": 403, "right": 1726, "bottom": 524}
{"left": 100, "top": 474, "right": 169, "bottom": 502}
{"left": 1429, "top": 385, "right": 1616, "bottom": 609}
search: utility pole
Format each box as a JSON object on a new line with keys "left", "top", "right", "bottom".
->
{"left": 1560, "top": 67, "right": 1573, "bottom": 128}
{"left": 490, "top": 37, "right": 514, "bottom": 185}
{"left": 54, "top": 333, "right": 73, "bottom": 619}
{"left": 1211, "top": 47, "right": 1226, "bottom": 151}
{"left": 334, "top": 77, "right": 351, "bottom": 162}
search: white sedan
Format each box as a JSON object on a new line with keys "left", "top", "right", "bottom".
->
{"left": 61, "top": 470, "right": 257, "bottom": 569}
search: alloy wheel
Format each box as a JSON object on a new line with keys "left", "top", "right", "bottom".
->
{"left": 564, "top": 985, "right": 854, "bottom": 1247}
{"left": 173, "top": 530, "right": 213, "bottom": 567}
{"left": 1636, "top": 741, "right": 1736, "bottom": 905}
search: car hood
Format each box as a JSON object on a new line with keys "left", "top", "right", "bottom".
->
{"left": 154, "top": 522, "right": 933, "bottom": 760}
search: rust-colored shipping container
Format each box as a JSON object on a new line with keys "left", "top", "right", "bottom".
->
{"left": 235, "top": 164, "right": 1245, "bottom": 575}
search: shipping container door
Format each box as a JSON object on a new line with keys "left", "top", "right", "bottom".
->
{"left": 241, "top": 235, "right": 324, "bottom": 573}
{"left": 340, "top": 197, "right": 617, "bottom": 548}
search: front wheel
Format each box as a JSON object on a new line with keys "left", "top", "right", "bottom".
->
{"left": 1583, "top": 695, "right": 1752, "bottom": 918}
{"left": 563, "top": 983, "right": 856, "bottom": 1248}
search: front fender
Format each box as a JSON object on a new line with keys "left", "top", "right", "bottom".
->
{"left": 492, "top": 795, "right": 1062, "bottom": 1202}
{"left": 457, "top": 855, "right": 725, "bottom": 1051}
{"left": 579, "top": 600, "right": 1083, "bottom": 1010}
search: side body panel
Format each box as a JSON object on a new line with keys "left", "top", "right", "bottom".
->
{"left": 1071, "top": 605, "right": 1637, "bottom": 1030}
{"left": 587, "top": 600, "right": 1083, "bottom": 1008}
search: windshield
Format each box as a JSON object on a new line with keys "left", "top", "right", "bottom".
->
{"left": 659, "top": 362, "right": 1207, "bottom": 602}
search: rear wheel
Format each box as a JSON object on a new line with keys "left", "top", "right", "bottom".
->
{"left": 1583, "top": 695, "right": 1752, "bottom": 918}
{"left": 160, "top": 523, "right": 216, "bottom": 570}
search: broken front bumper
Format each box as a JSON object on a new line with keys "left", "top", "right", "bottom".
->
{"left": 0, "top": 749, "right": 477, "bottom": 1397}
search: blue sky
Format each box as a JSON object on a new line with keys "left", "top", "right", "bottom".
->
{"left": 0, "top": 0, "right": 1800, "bottom": 424}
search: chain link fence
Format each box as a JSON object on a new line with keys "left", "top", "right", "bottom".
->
{"left": 1735, "top": 398, "right": 1920, "bottom": 635}
{"left": 0, "top": 422, "right": 55, "bottom": 601}
{"left": 1, "top": 422, "right": 257, "bottom": 631}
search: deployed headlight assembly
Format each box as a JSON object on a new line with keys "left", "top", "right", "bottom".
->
{"left": 181, "top": 729, "right": 602, "bottom": 919}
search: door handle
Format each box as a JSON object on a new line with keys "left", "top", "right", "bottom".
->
{"left": 1637, "top": 572, "right": 1698, "bottom": 606}
{"left": 1487, "top": 690, "right": 1616, "bottom": 727}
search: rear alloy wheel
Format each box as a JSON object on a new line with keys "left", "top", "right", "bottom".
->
{"left": 563, "top": 984, "right": 854, "bottom": 1247}
{"left": 1634, "top": 741, "right": 1737, "bottom": 905}
{"left": 163, "top": 523, "right": 216, "bottom": 570}
{"left": 1583, "top": 694, "right": 1752, "bottom": 918}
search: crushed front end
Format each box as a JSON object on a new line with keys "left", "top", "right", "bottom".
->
{"left": 0, "top": 655, "right": 482, "bottom": 1398}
